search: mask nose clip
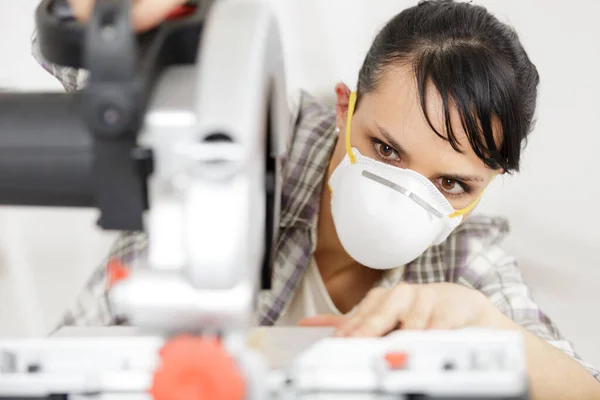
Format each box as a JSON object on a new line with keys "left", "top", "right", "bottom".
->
{"left": 361, "top": 170, "right": 444, "bottom": 219}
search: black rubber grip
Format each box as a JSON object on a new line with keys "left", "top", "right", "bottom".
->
{"left": 36, "top": 0, "right": 85, "bottom": 69}
{"left": 0, "top": 92, "right": 94, "bottom": 207}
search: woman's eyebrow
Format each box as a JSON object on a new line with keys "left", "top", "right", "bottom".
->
{"left": 374, "top": 122, "right": 484, "bottom": 184}
{"left": 375, "top": 122, "right": 408, "bottom": 158}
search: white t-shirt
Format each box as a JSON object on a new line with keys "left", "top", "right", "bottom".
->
{"left": 276, "top": 257, "right": 357, "bottom": 326}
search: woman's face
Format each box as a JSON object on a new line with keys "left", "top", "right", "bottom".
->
{"left": 333, "top": 64, "right": 501, "bottom": 211}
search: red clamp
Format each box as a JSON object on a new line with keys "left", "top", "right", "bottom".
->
{"left": 150, "top": 335, "right": 246, "bottom": 400}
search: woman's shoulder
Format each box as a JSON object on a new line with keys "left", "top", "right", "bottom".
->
{"left": 441, "top": 215, "right": 515, "bottom": 284}
{"left": 288, "top": 90, "right": 334, "bottom": 124}
{"left": 451, "top": 214, "right": 510, "bottom": 249}
{"left": 443, "top": 214, "right": 512, "bottom": 267}
{"left": 283, "top": 90, "right": 336, "bottom": 165}
{"left": 287, "top": 90, "right": 336, "bottom": 145}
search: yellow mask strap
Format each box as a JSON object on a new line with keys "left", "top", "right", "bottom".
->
{"left": 448, "top": 173, "right": 498, "bottom": 219}
{"left": 345, "top": 91, "right": 357, "bottom": 164}
{"left": 448, "top": 190, "right": 484, "bottom": 219}
{"left": 328, "top": 91, "right": 358, "bottom": 193}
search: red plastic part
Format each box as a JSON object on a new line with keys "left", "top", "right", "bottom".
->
{"left": 384, "top": 351, "right": 409, "bottom": 370}
{"left": 106, "top": 258, "right": 129, "bottom": 289}
{"left": 150, "top": 335, "right": 246, "bottom": 400}
{"left": 166, "top": 5, "right": 198, "bottom": 20}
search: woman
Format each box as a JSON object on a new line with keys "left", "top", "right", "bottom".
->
{"left": 34, "top": 0, "right": 600, "bottom": 397}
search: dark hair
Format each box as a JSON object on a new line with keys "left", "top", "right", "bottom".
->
{"left": 356, "top": 0, "right": 539, "bottom": 172}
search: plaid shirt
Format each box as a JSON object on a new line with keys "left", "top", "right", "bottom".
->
{"left": 32, "top": 32, "right": 599, "bottom": 380}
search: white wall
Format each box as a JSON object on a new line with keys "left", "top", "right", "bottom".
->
{"left": 0, "top": 0, "right": 598, "bottom": 367}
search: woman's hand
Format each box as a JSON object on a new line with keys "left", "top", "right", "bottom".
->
{"left": 299, "top": 283, "right": 503, "bottom": 336}
{"left": 67, "top": 0, "right": 188, "bottom": 31}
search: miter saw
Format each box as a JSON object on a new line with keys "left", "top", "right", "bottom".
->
{"left": 0, "top": 0, "right": 529, "bottom": 398}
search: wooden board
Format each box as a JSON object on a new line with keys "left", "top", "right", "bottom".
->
{"left": 247, "top": 327, "right": 334, "bottom": 368}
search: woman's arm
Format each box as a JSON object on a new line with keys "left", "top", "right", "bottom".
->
{"left": 31, "top": 0, "right": 188, "bottom": 91}
{"left": 301, "top": 246, "right": 600, "bottom": 399}
{"left": 67, "top": 0, "right": 187, "bottom": 32}
{"left": 302, "top": 279, "right": 600, "bottom": 400}
{"left": 474, "top": 251, "right": 600, "bottom": 399}
{"left": 489, "top": 310, "right": 600, "bottom": 399}
{"left": 47, "top": 232, "right": 147, "bottom": 334}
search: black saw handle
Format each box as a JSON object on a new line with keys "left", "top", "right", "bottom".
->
{"left": 0, "top": 0, "right": 211, "bottom": 230}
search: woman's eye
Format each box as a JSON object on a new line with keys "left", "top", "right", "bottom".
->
{"left": 437, "top": 178, "right": 466, "bottom": 195}
{"left": 374, "top": 142, "right": 400, "bottom": 161}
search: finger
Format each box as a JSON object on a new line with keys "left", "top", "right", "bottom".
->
{"left": 298, "top": 315, "right": 347, "bottom": 328}
{"left": 335, "top": 287, "right": 388, "bottom": 336}
{"left": 336, "top": 288, "right": 387, "bottom": 335}
{"left": 67, "top": 0, "right": 95, "bottom": 22}
{"left": 351, "top": 284, "right": 417, "bottom": 337}
{"left": 427, "top": 315, "right": 454, "bottom": 330}
{"left": 401, "top": 286, "right": 436, "bottom": 330}
{"left": 427, "top": 305, "right": 457, "bottom": 330}
{"left": 132, "top": 0, "right": 188, "bottom": 31}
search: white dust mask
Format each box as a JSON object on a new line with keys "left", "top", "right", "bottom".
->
{"left": 328, "top": 92, "right": 483, "bottom": 270}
